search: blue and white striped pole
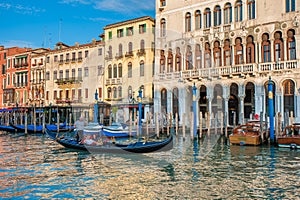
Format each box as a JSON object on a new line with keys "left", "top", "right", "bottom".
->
{"left": 268, "top": 77, "right": 275, "bottom": 144}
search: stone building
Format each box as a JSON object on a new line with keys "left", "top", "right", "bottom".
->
{"left": 44, "top": 40, "right": 105, "bottom": 119}
{"left": 154, "top": 0, "right": 300, "bottom": 125}
{"left": 103, "top": 16, "right": 155, "bottom": 122}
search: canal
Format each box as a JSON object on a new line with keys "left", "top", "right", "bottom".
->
{"left": 0, "top": 131, "right": 299, "bottom": 199}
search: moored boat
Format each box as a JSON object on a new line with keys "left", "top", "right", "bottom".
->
{"left": 229, "top": 120, "right": 269, "bottom": 146}
{"left": 102, "top": 122, "right": 137, "bottom": 138}
{"left": 0, "top": 125, "right": 16, "bottom": 133}
{"left": 45, "top": 128, "right": 173, "bottom": 154}
{"left": 277, "top": 123, "right": 300, "bottom": 149}
{"left": 10, "top": 123, "right": 74, "bottom": 133}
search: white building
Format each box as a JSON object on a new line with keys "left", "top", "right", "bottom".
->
{"left": 154, "top": 0, "right": 300, "bottom": 125}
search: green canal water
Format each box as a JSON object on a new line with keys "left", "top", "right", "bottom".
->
{"left": 0, "top": 131, "right": 299, "bottom": 199}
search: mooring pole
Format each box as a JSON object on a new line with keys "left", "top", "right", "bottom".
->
{"left": 94, "top": 90, "right": 99, "bottom": 123}
{"left": 268, "top": 77, "right": 275, "bottom": 144}
{"left": 192, "top": 83, "right": 197, "bottom": 139}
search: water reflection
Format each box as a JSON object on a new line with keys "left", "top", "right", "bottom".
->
{"left": 0, "top": 132, "right": 299, "bottom": 199}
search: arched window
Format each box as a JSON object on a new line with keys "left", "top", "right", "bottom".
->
{"left": 204, "top": 42, "right": 211, "bottom": 68}
{"left": 161, "top": 88, "right": 167, "bottom": 114}
{"left": 128, "top": 42, "right": 133, "bottom": 54}
{"left": 286, "top": 0, "right": 296, "bottom": 12}
{"left": 113, "top": 64, "right": 117, "bottom": 78}
{"left": 107, "top": 87, "right": 112, "bottom": 99}
{"left": 186, "top": 45, "right": 193, "bottom": 69}
{"left": 128, "top": 62, "right": 132, "bottom": 78}
{"left": 195, "top": 44, "right": 202, "bottom": 69}
{"left": 113, "top": 87, "right": 117, "bottom": 99}
{"left": 175, "top": 47, "right": 182, "bottom": 71}
{"left": 195, "top": 10, "right": 202, "bottom": 30}
{"left": 204, "top": 8, "right": 211, "bottom": 28}
{"left": 172, "top": 88, "right": 179, "bottom": 118}
{"left": 247, "top": 0, "right": 255, "bottom": 20}
{"left": 262, "top": 33, "right": 271, "bottom": 62}
{"left": 118, "top": 63, "right": 122, "bottom": 78}
{"left": 224, "top": 3, "right": 232, "bottom": 24}
{"left": 223, "top": 39, "right": 231, "bottom": 66}
{"left": 118, "top": 86, "right": 122, "bottom": 98}
{"left": 128, "top": 86, "right": 132, "bottom": 99}
{"left": 274, "top": 31, "right": 284, "bottom": 61}
{"left": 160, "top": 0, "right": 166, "bottom": 7}
{"left": 235, "top": 38, "right": 243, "bottom": 64}
{"left": 213, "top": 41, "right": 222, "bottom": 67}
{"left": 160, "top": 18, "right": 166, "bottom": 37}
{"left": 283, "top": 79, "right": 295, "bottom": 114}
{"left": 246, "top": 36, "right": 255, "bottom": 63}
{"left": 235, "top": 0, "right": 243, "bottom": 22}
{"left": 118, "top": 44, "right": 122, "bottom": 56}
{"left": 287, "top": 29, "right": 296, "bottom": 60}
{"left": 167, "top": 49, "right": 173, "bottom": 72}
{"left": 140, "top": 40, "right": 145, "bottom": 51}
{"left": 140, "top": 60, "right": 144, "bottom": 76}
{"left": 185, "top": 12, "right": 191, "bottom": 32}
{"left": 160, "top": 50, "right": 166, "bottom": 73}
{"left": 108, "top": 65, "right": 112, "bottom": 79}
{"left": 214, "top": 5, "right": 222, "bottom": 26}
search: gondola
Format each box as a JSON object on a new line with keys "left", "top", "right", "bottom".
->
{"left": 45, "top": 128, "right": 173, "bottom": 154}
{"left": 10, "top": 123, "right": 74, "bottom": 133}
{"left": 0, "top": 125, "right": 16, "bottom": 133}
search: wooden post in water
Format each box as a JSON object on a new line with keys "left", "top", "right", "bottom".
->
{"left": 42, "top": 112, "right": 46, "bottom": 134}
{"left": 214, "top": 113, "right": 217, "bottom": 134}
{"left": 146, "top": 112, "right": 149, "bottom": 137}
{"left": 260, "top": 112, "right": 264, "bottom": 142}
{"left": 182, "top": 113, "right": 186, "bottom": 139}
{"left": 290, "top": 111, "right": 294, "bottom": 125}
{"left": 199, "top": 111, "right": 203, "bottom": 139}
{"left": 224, "top": 112, "right": 228, "bottom": 138}
{"left": 69, "top": 113, "right": 72, "bottom": 131}
{"left": 190, "top": 112, "right": 194, "bottom": 140}
{"left": 167, "top": 113, "right": 170, "bottom": 136}
{"left": 169, "top": 112, "right": 173, "bottom": 130}
{"left": 175, "top": 112, "right": 178, "bottom": 135}
{"left": 25, "top": 112, "right": 28, "bottom": 134}
{"left": 129, "top": 111, "right": 132, "bottom": 137}
{"left": 278, "top": 112, "right": 282, "bottom": 133}
{"left": 33, "top": 105, "right": 36, "bottom": 133}
{"left": 155, "top": 112, "right": 159, "bottom": 138}
{"left": 57, "top": 112, "right": 60, "bottom": 135}
{"left": 220, "top": 112, "right": 224, "bottom": 135}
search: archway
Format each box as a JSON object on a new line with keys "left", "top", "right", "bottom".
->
{"left": 161, "top": 88, "right": 167, "bottom": 114}
{"left": 172, "top": 87, "right": 179, "bottom": 119}
{"left": 199, "top": 85, "right": 207, "bottom": 117}
{"left": 244, "top": 82, "right": 255, "bottom": 119}
{"left": 283, "top": 79, "right": 295, "bottom": 116}
{"left": 229, "top": 83, "right": 239, "bottom": 125}
{"left": 212, "top": 84, "right": 223, "bottom": 115}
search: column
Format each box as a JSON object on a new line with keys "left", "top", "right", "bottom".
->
{"left": 239, "top": 96, "right": 245, "bottom": 124}
{"left": 270, "top": 39, "right": 275, "bottom": 63}
{"left": 242, "top": 41, "right": 247, "bottom": 65}
{"left": 257, "top": 41, "right": 262, "bottom": 64}
{"left": 167, "top": 89, "right": 172, "bottom": 114}
{"left": 283, "top": 37, "right": 288, "bottom": 61}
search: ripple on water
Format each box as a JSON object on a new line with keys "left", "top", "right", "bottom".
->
{"left": 0, "top": 133, "right": 299, "bottom": 199}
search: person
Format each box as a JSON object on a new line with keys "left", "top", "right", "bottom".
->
{"left": 75, "top": 117, "right": 86, "bottom": 142}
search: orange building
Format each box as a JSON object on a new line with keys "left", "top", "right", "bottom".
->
{"left": 0, "top": 46, "right": 32, "bottom": 108}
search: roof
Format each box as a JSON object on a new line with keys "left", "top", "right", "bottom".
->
{"left": 104, "top": 16, "right": 155, "bottom": 30}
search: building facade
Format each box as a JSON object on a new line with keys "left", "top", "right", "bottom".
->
{"left": 103, "top": 16, "right": 155, "bottom": 122}
{"left": 0, "top": 46, "right": 31, "bottom": 108}
{"left": 44, "top": 40, "right": 105, "bottom": 119}
{"left": 154, "top": 0, "right": 300, "bottom": 125}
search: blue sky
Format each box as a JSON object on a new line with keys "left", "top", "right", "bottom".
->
{"left": 0, "top": 0, "right": 155, "bottom": 49}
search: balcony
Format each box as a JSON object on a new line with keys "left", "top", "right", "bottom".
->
{"left": 155, "top": 60, "right": 299, "bottom": 82}
{"left": 55, "top": 77, "right": 83, "bottom": 85}
{"left": 125, "top": 51, "right": 134, "bottom": 57}
{"left": 56, "top": 98, "right": 80, "bottom": 104}
{"left": 105, "top": 55, "right": 113, "bottom": 60}
{"left": 59, "top": 60, "right": 64, "bottom": 64}
{"left": 105, "top": 78, "right": 123, "bottom": 85}
{"left": 137, "top": 49, "right": 145, "bottom": 57}
{"left": 65, "top": 59, "right": 70, "bottom": 63}
{"left": 115, "top": 53, "right": 123, "bottom": 59}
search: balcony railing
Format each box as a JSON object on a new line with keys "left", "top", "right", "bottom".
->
{"left": 156, "top": 60, "right": 299, "bottom": 81}
{"left": 105, "top": 78, "right": 123, "bottom": 85}
{"left": 137, "top": 49, "right": 145, "bottom": 56}
{"left": 55, "top": 77, "right": 83, "bottom": 85}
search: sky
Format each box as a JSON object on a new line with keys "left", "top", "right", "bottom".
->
{"left": 0, "top": 0, "right": 155, "bottom": 49}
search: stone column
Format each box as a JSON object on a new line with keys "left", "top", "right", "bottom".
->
{"left": 283, "top": 36, "right": 288, "bottom": 61}
{"left": 239, "top": 95, "right": 245, "bottom": 124}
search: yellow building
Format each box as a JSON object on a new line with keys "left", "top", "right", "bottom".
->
{"left": 103, "top": 16, "right": 155, "bottom": 122}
